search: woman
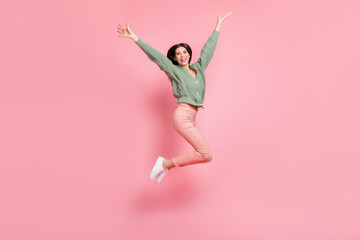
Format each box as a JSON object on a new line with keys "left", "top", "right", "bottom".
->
{"left": 117, "top": 12, "right": 232, "bottom": 183}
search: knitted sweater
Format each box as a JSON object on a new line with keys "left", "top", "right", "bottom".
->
{"left": 135, "top": 30, "right": 220, "bottom": 108}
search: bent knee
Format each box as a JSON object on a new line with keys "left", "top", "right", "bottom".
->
{"left": 202, "top": 151, "right": 213, "bottom": 163}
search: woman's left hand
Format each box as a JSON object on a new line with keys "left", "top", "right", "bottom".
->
{"left": 217, "top": 12, "right": 233, "bottom": 23}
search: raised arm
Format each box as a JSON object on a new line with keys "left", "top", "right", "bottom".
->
{"left": 197, "top": 12, "right": 233, "bottom": 70}
{"left": 117, "top": 23, "right": 174, "bottom": 73}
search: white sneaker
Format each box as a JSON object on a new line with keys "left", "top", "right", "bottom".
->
{"left": 157, "top": 168, "right": 168, "bottom": 183}
{"left": 149, "top": 156, "right": 166, "bottom": 181}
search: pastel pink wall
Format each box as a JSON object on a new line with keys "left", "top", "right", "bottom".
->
{"left": 1, "top": 0, "right": 360, "bottom": 239}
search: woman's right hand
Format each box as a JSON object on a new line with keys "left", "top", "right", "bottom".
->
{"left": 117, "top": 23, "right": 139, "bottom": 42}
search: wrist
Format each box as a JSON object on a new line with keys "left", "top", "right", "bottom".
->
{"left": 215, "top": 23, "right": 221, "bottom": 31}
{"left": 132, "top": 35, "right": 139, "bottom": 42}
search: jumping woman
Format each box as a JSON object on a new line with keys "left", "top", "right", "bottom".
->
{"left": 117, "top": 12, "right": 232, "bottom": 183}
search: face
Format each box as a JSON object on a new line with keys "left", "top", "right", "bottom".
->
{"left": 174, "top": 46, "right": 190, "bottom": 67}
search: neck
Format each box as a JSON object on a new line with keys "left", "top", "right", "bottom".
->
{"left": 181, "top": 64, "right": 190, "bottom": 70}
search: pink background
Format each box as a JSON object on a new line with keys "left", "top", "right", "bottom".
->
{"left": 1, "top": 0, "right": 360, "bottom": 239}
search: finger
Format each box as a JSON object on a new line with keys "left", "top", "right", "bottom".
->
{"left": 127, "top": 23, "right": 131, "bottom": 32}
{"left": 220, "top": 12, "right": 232, "bottom": 21}
{"left": 225, "top": 12, "right": 233, "bottom": 17}
{"left": 118, "top": 24, "right": 124, "bottom": 30}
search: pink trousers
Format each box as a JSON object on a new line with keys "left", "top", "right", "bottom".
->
{"left": 170, "top": 103, "right": 213, "bottom": 167}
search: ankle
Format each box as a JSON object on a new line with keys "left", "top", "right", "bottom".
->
{"left": 163, "top": 159, "right": 175, "bottom": 170}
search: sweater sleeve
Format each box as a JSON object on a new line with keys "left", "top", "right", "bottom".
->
{"left": 135, "top": 38, "right": 175, "bottom": 74}
{"left": 197, "top": 30, "right": 220, "bottom": 71}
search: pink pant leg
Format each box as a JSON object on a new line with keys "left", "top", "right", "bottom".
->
{"left": 170, "top": 103, "right": 213, "bottom": 167}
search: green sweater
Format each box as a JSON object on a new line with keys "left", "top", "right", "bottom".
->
{"left": 135, "top": 30, "right": 220, "bottom": 109}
